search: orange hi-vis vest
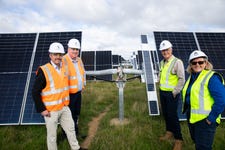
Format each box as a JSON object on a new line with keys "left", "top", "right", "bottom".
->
{"left": 63, "top": 54, "right": 86, "bottom": 94}
{"left": 40, "top": 63, "right": 70, "bottom": 111}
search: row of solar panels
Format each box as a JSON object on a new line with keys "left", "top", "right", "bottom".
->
{"left": 138, "top": 32, "right": 225, "bottom": 119}
{"left": 1, "top": 31, "right": 225, "bottom": 125}
{"left": 0, "top": 32, "right": 122, "bottom": 125}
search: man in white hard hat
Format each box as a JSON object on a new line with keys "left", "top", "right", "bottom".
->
{"left": 32, "top": 42, "right": 81, "bottom": 150}
{"left": 158, "top": 40, "right": 185, "bottom": 150}
{"left": 62, "top": 39, "right": 86, "bottom": 138}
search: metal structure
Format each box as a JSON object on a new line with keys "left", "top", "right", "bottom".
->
{"left": 86, "top": 67, "right": 143, "bottom": 122}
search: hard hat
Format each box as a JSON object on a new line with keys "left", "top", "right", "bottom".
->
{"left": 189, "top": 50, "right": 208, "bottom": 62}
{"left": 48, "top": 42, "right": 65, "bottom": 54}
{"left": 159, "top": 40, "right": 172, "bottom": 51}
{"left": 67, "top": 39, "right": 80, "bottom": 49}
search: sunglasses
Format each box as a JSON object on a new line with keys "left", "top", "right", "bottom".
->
{"left": 70, "top": 48, "right": 79, "bottom": 51}
{"left": 191, "top": 61, "right": 205, "bottom": 65}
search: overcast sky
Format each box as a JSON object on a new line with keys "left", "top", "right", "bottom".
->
{"left": 1, "top": 0, "right": 225, "bottom": 59}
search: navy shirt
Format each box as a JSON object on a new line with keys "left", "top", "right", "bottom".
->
{"left": 184, "top": 71, "right": 225, "bottom": 123}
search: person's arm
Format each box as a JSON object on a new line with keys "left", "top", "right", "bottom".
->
{"left": 207, "top": 74, "right": 225, "bottom": 124}
{"left": 172, "top": 59, "right": 185, "bottom": 97}
{"left": 32, "top": 68, "right": 47, "bottom": 113}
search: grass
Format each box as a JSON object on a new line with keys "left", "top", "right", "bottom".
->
{"left": 0, "top": 79, "right": 225, "bottom": 149}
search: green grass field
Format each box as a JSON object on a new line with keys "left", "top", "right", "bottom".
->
{"left": 0, "top": 79, "right": 225, "bottom": 150}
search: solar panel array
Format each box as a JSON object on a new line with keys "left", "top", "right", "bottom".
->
{"left": 141, "top": 35, "right": 159, "bottom": 115}
{"left": 82, "top": 51, "right": 113, "bottom": 81}
{"left": 0, "top": 32, "right": 82, "bottom": 125}
{"left": 1, "top": 31, "right": 225, "bottom": 124}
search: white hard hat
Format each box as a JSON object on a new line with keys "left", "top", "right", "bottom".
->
{"left": 189, "top": 50, "right": 208, "bottom": 62}
{"left": 48, "top": 42, "right": 65, "bottom": 54}
{"left": 67, "top": 39, "right": 80, "bottom": 49}
{"left": 159, "top": 40, "right": 172, "bottom": 51}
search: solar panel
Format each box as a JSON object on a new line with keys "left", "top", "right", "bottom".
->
{"left": 81, "top": 51, "right": 95, "bottom": 80}
{"left": 137, "top": 51, "right": 143, "bottom": 70}
{"left": 81, "top": 51, "right": 95, "bottom": 71}
{"left": 141, "top": 35, "right": 159, "bottom": 115}
{"left": 196, "top": 32, "right": 225, "bottom": 77}
{"left": 195, "top": 32, "right": 225, "bottom": 118}
{"left": 21, "top": 31, "right": 82, "bottom": 124}
{"left": 153, "top": 31, "right": 199, "bottom": 120}
{"left": 0, "top": 33, "right": 36, "bottom": 125}
{"left": 142, "top": 50, "right": 159, "bottom": 115}
{"left": 96, "top": 51, "right": 112, "bottom": 81}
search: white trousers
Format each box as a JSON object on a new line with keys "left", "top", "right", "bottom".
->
{"left": 44, "top": 106, "right": 80, "bottom": 150}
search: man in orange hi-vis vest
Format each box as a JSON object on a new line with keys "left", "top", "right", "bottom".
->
{"left": 32, "top": 42, "right": 82, "bottom": 150}
{"left": 62, "top": 39, "right": 86, "bottom": 138}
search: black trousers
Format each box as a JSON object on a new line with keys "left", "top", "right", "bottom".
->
{"left": 69, "top": 91, "right": 82, "bottom": 135}
{"left": 159, "top": 90, "right": 183, "bottom": 140}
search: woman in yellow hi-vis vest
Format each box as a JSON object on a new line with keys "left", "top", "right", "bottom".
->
{"left": 182, "top": 50, "right": 225, "bottom": 150}
{"left": 158, "top": 40, "right": 185, "bottom": 150}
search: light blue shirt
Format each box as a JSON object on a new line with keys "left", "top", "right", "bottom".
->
{"left": 72, "top": 60, "right": 83, "bottom": 91}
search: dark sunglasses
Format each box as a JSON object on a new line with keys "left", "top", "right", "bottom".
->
{"left": 51, "top": 53, "right": 64, "bottom": 57}
{"left": 191, "top": 61, "right": 205, "bottom": 65}
{"left": 70, "top": 48, "right": 79, "bottom": 51}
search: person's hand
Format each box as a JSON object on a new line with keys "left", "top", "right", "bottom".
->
{"left": 41, "top": 110, "right": 50, "bottom": 117}
{"left": 206, "top": 119, "right": 211, "bottom": 125}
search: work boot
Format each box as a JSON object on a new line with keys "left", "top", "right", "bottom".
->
{"left": 173, "top": 140, "right": 183, "bottom": 150}
{"left": 159, "top": 131, "right": 174, "bottom": 141}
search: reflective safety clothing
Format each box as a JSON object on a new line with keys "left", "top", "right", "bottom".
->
{"left": 40, "top": 63, "right": 69, "bottom": 111}
{"left": 182, "top": 70, "right": 221, "bottom": 124}
{"left": 63, "top": 54, "right": 85, "bottom": 94}
{"left": 160, "top": 56, "right": 178, "bottom": 91}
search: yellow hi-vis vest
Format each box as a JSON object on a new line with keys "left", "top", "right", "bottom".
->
{"left": 182, "top": 70, "right": 221, "bottom": 124}
{"left": 40, "top": 63, "right": 69, "bottom": 111}
{"left": 159, "top": 56, "right": 178, "bottom": 91}
{"left": 63, "top": 54, "right": 86, "bottom": 94}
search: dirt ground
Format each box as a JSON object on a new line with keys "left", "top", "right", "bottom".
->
{"left": 80, "top": 105, "right": 130, "bottom": 149}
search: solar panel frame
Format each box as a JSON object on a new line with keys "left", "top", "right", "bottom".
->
{"left": 153, "top": 31, "right": 199, "bottom": 120}
{"left": 0, "top": 33, "right": 37, "bottom": 125}
{"left": 21, "top": 31, "right": 82, "bottom": 125}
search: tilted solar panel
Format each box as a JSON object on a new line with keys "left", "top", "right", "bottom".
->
{"left": 0, "top": 33, "right": 36, "bottom": 125}
{"left": 96, "top": 51, "right": 112, "bottom": 81}
{"left": 142, "top": 50, "right": 159, "bottom": 115}
{"left": 153, "top": 31, "right": 199, "bottom": 120}
{"left": 21, "top": 31, "right": 82, "bottom": 124}
{"left": 81, "top": 51, "right": 95, "bottom": 80}
{"left": 196, "top": 32, "right": 225, "bottom": 118}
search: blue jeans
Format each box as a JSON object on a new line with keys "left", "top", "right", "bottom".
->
{"left": 188, "top": 119, "right": 217, "bottom": 150}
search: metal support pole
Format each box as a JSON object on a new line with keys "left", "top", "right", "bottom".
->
{"left": 116, "top": 80, "right": 125, "bottom": 122}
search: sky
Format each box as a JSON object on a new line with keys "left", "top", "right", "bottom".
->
{"left": 1, "top": 0, "right": 225, "bottom": 59}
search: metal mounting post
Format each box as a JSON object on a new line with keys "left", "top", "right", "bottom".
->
{"left": 116, "top": 80, "right": 126, "bottom": 122}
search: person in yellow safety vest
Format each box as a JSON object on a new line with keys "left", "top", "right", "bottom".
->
{"left": 32, "top": 42, "right": 82, "bottom": 150}
{"left": 158, "top": 40, "right": 185, "bottom": 150}
{"left": 182, "top": 50, "right": 225, "bottom": 150}
{"left": 62, "top": 38, "right": 86, "bottom": 138}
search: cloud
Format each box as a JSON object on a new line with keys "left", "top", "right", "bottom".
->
{"left": 1, "top": 0, "right": 225, "bottom": 59}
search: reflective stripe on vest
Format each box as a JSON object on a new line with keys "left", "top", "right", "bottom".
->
{"left": 44, "top": 96, "right": 70, "bottom": 106}
{"left": 63, "top": 55, "right": 85, "bottom": 93}
{"left": 182, "top": 70, "right": 221, "bottom": 124}
{"left": 160, "top": 57, "right": 178, "bottom": 91}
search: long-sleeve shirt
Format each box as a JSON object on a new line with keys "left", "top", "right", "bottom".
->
{"left": 184, "top": 72, "right": 225, "bottom": 123}
{"left": 32, "top": 68, "right": 46, "bottom": 113}
{"left": 159, "top": 55, "right": 185, "bottom": 96}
